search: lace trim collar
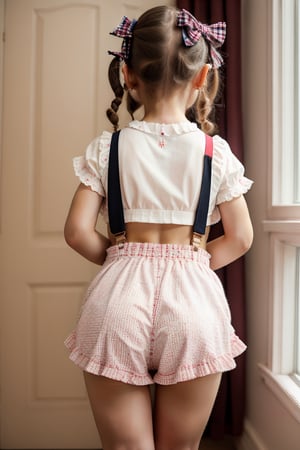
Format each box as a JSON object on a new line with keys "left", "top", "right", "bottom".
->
{"left": 128, "top": 120, "right": 198, "bottom": 136}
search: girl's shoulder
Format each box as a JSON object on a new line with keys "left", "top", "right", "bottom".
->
{"left": 83, "top": 130, "right": 114, "bottom": 170}
{"left": 72, "top": 131, "right": 113, "bottom": 196}
{"left": 212, "top": 134, "right": 233, "bottom": 158}
{"left": 212, "top": 134, "right": 244, "bottom": 176}
{"left": 87, "top": 130, "right": 113, "bottom": 156}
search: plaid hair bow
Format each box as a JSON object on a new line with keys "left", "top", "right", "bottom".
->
{"left": 108, "top": 16, "right": 137, "bottom": 61}
{"left": 177, "top": 9, "right": 226, "bottom": 69}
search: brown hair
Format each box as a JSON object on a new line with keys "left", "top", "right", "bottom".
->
{"left": 106, "top": 5, "right": 221, "bottom": 134}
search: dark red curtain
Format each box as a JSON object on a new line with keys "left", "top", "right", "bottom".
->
{"left": 177, "top": 0, "right": 246, "bottom": 439}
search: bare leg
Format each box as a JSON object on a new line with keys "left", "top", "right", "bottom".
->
{"left": 154, "top": 373, "right": 222, "bottom": 450}
{"left": 84, "top": 372, "right": 155, "bottom": 450}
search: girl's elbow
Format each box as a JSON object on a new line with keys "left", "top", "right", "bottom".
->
{"left": 238, "top": 227, "right": 253, "bottom": 255}
{"left": 64, "top": 223, "right": 83, "bottom": 250}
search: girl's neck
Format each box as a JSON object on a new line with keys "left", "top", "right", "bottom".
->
{"left": 143, "top": 102, "right": 187, "bottom": 123}
{"left": 141, "top": 85, "right": 193, "bottom": 124}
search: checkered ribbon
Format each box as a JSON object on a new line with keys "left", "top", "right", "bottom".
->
{"left": 108, "top": 16, "right": 137, "bottom": 61}
{"left": 177, "top": 9, "right": 226, "bottom": 69}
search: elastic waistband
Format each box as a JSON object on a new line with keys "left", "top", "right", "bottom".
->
{"left": 106, "top": 242, "right": 211, "bottom": 264}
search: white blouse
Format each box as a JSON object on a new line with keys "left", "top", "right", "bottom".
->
{"left": 73, "top": 120, "right": 253, "bottom": 226}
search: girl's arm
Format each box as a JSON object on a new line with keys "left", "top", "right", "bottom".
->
{"left": 206, "top": 195, "right": 253, "bottom": 271}
{"left": 64, "top": 183, "right": 110, "bottom": 265}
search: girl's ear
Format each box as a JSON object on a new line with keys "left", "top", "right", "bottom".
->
{"left": 122, "top": 64, "right": 138, "bottom": 89}
{"left": 193, "top": 63, "right": 211, "bottom": 89}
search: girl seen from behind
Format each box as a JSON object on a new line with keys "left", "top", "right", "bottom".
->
{"left": 64, "top": 6, "right": 253, "bottom": 450}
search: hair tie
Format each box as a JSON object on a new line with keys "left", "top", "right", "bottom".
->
{"left": 177, "top": 9, "right": 226, "bottom": 69}
{"left": 108, "top": 16, "right": 137, "bottom": 62}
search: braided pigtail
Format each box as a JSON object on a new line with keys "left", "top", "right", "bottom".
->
{"left": 126, "top": 88, "right": 142, "bottom": 119}
{"left": 106, "top": 57, "right": 124, "bottom": 131}
{"left": 186, "top": 68, "right": 220, "bottom": 135}
{"left": 198, "top": 68, "right": 220, "bottom": 134}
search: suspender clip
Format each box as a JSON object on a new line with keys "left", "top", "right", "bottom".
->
{"left": 191, "top": 232, "right": 204, "bottom": 251}
{"left": 114, "top": 231, "right": 127, "bottom": 248}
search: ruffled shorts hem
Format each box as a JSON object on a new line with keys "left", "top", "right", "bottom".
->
{"left": 64, "top": 333, "right": 246, "bottom": 386}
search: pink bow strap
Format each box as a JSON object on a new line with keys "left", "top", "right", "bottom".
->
{"left": 108, "top": 16, "right": 137, "bottom": 61}
{"left": 177, "top": 9, "right": 226, "bottom": 69}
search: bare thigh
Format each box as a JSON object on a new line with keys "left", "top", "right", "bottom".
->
{"left": 154, "top": 373, "right": 222, "bottom": 450}
{"left": 84, "top": 372, "right": 155, "bottom": 450}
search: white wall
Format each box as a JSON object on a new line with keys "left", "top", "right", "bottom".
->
{"left": 241, "top": 1, "right": 299, "bottom": 449}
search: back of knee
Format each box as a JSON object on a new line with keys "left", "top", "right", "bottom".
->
{"left": 155, "top": 435, "right": 201, "bottom": 450}
{"left": 109, "top": 438, "right": 155, "bottom": 450}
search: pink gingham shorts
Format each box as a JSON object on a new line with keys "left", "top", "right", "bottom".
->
{"left": 65, "top": 242, "right": 246, "bottom": 385}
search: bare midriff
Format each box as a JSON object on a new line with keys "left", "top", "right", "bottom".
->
{"left": 108, "top": 223, "right": 210, "bottom": 249}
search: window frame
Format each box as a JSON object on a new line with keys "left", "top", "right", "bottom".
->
{"left": 259, "top": 0, "right": 300, "bottom": 423}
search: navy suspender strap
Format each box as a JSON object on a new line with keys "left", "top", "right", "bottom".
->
{"left": 191, "top": 134, "right": 213, "bottom": 249}
{"left": 107, "top": 131, "right": 213, "bottom": 250}
{"left": 107, "top": 130, "right": 126, "bottom": 245}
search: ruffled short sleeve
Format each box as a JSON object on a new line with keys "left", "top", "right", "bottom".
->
{"left": 72, "top": 131, "right": 112, "bottom": 197}
{"left": 206, "top": 136, "right": 253, "bottom": 225}
{"left": 212, "top": 135, "right": 253, "bottom": 205}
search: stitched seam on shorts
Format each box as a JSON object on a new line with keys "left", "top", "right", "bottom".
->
{"left": 149, "top": 260, "right": 162, "bottom": 367}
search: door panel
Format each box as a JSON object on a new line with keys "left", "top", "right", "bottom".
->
{"left": 0, "top": 0, "right": 173, "bottom": 448}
